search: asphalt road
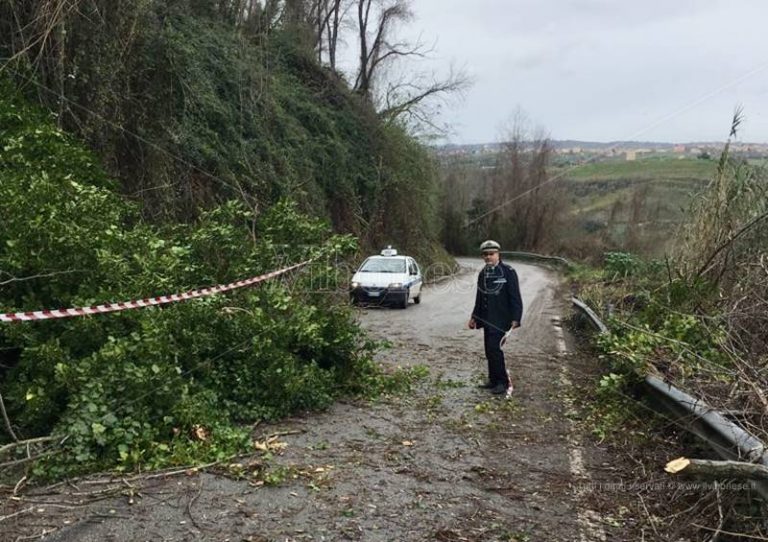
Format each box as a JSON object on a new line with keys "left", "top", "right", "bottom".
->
{"left": 358, "top": 258, "right": 562, "bottom": 355}
{"left": 1, "top": 259, "right": 620, "bottom": 542}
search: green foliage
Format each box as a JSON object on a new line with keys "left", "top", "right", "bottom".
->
{"left": 0, "top": 88, "right": 410, "bottom": 479}
{"left": 597, "top": 312, "right": 727, "bottom": 378}
{"left": 2, "top": 2, "right": 442, "bottom": 259}
{"left": 588, "top": 249, "right": 730, "bottom": 386}
{"left": 578, "top": 124, "right": 768, "bottom": 446}
{"left": 0, "top": 0, "right": 457, "bottom": 479}
{"left": 565, "top": 262, "right": 603, "bottom": 284}
{"left": 573, "top": 247, "right": 732, "bottom": 442}
{"left": 603, "top": 252, "right": 642, "bottom": 278}
{"left": 2, "top": 1, "right": 450, "bottom": 272}
{"left": 587, "top": 372, "right": 642, "bottom": 442}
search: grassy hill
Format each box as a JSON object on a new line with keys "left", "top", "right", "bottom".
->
{"left": 554, "top": 157, "right": 716, "bottom": 259}
{"left": 0, "top": 2, "right": 452, "bottom": 270}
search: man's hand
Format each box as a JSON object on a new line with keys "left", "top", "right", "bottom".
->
{"left": 467, "top": 318, "right": 477, "bottom": 329}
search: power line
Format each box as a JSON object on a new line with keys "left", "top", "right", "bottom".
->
{"left": 463, "top": 58, "right": 768, "bottom": 229}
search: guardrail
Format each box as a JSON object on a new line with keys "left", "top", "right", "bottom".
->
{"left": 571, "top": 296, "right": 768, "bottom": 500}
{"left": 571, "top": 297, "right": 608, "bottom": 334}
{"left": 501, "top": 251, "right": 571, "bottom": 267}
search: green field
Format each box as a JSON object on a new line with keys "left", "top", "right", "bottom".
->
{"left": 555, "top": 156, "right": 717, "bottom": 182}
{"left": 438, "top": 153, "right": 719, "bottom": 259}
{"left": 561, "top": 157, "right": 714, "bottom": 216}
{"left": 556, "top": 157, "right": 716, "bottom": 258}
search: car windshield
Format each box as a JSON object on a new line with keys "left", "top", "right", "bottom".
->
{"left": 359, "top": 258, "right": 406, "bottom": 273}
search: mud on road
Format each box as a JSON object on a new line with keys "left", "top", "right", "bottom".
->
{"left": 1, "top": 260, "right": 626, "bottom": 541}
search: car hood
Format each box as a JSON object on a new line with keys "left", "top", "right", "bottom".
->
{"left": 352, "top": 272, "right": 408, "bottom": 288}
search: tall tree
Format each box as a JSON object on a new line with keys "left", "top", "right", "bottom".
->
{"left": 308, "top": 0, "right": 346, "bottom": 70}
{"left": 353, "top": 0, "right": 410, "bottom": 98}
{"left": 350, "top": 0, "right": 468, "bottom": 133}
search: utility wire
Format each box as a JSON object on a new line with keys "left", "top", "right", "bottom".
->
{"left": 464, "top": 58, "right": 768, "bottom": 229}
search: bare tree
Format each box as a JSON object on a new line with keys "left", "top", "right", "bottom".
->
{"left": 353, "top": 0, "right": 412, "bottom": 98}
{"left": 470, "top": 113, "right": 562, "bottom": 251}
{"left": 324, "top": 0, "right": 345, "bottom": 69}
{"left": 348, "top": 0, "right": 470, "bottom": 134}
{"left": 306, "top": 0, "right": 346, "bottom": 69}
{"left": 378, "top": 65, "right": 469, "bottom": 134}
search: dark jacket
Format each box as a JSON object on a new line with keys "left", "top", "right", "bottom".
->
{"left": 471, "top": 261, "right": 523, "bottom": 332}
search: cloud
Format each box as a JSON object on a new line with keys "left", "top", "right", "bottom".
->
{"left": 398, "top": 0, "right": 768, "bottom": 142}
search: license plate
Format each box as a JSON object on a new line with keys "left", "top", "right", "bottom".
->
{"left": 367, "top": 291, "right": 380, "bottom": 297}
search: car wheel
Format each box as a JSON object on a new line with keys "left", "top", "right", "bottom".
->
{"left": 400, "top": 290, "right": 409, "bottom": 309}
{"left": 413, "top": 292, "right": 421, "bottom": 304}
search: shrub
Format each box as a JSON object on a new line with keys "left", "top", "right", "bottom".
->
{"left": 0, "top": 87, "right": 384, "bottom": 479}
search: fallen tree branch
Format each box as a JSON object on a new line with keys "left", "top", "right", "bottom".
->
{"left": 14, "top": 475, "right": 27, "bottom": 496}
{"left": 0, "top": 506, "right": 35, "bottom": 523}
{"left": 665, "top": 457, "right": 768, "bottom": 481}
{"left": 0, "top": 269, "right": 86, "bottom": 286}
{"left": 692, "top": 523, "right": 768, "bottom": 540}
{"left": 0, "top": 435, "right": 59, "bottom": 457}
{"left": 0, "top": 450, "right": 58, "bottom": 469}
{"left": 696, "top": 209, "right": 768, "bottom": 279}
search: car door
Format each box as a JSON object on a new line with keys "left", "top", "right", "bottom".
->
{"left": 407, "top": 258, "right": 421, "bottom": 296}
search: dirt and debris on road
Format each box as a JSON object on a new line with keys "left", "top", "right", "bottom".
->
{"left": 1, "top": 260, "right": 636, "bottom": 541}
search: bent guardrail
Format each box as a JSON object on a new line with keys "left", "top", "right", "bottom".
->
{"left": 571, "top": 296, "right": 768, "bottom": 500}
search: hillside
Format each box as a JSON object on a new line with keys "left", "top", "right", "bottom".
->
{"left": 0, "top": 2, "right": 450, "bottom": 267}
{"left": 0, "top": 1, "right": 451, "bottom": 478}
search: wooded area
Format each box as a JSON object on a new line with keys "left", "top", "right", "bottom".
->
{"left": 0, "top": 0, "right": 456, "bottom": 478}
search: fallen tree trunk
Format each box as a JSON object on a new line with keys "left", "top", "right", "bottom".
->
{"left": 665, "top": 457, "right": 768, "bottom": 481}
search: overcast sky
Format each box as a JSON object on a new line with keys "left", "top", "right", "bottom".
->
{"left": 352, "top": 0, "right": 768, "bottom": 144}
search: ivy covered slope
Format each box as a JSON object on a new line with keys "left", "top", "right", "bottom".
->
{"left": 0, "top": 2, "right": 450, "bottom": 269}
{"left": 0, "top": 86, "right": 412, "bottom": 479}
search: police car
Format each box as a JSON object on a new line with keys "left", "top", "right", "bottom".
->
{"left": 350, "top": 247, "right": 423, "bottom": 309}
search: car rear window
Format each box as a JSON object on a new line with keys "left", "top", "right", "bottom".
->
{"left": 360, "top": 258, "right": 406, "bottom": 273}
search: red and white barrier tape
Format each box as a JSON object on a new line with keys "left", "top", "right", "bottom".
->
{"left": 0, "top": 260, "right": 311, "bottom": 323}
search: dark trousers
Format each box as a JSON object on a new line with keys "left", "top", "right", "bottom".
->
{"left": 483, "top": 327, "right": 510, "bottom": 386}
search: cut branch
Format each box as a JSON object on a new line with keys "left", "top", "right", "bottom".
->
{"left": 665, "top": 457, "right": 768, "bottom": 481}
{"left": 0, "top": 269, "right": 85, "bottom": 286}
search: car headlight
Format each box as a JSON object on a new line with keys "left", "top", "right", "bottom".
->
{"left": 388, "top": 282, "right": 403, "bottom": 288}
{"left": 351, "top": 281, "right": 360, "bottom": 289}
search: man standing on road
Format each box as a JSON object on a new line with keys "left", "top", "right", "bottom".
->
{"left": 467, "top": 240, "right": 523, "bottom": 395}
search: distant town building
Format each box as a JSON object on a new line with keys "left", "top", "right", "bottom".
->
{"left": 625, "top": 150, "right": 636, "bottom": 161}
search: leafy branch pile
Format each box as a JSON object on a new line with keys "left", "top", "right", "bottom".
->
{"left": 0, "top": 86, "right": 415, "bottom": 479}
